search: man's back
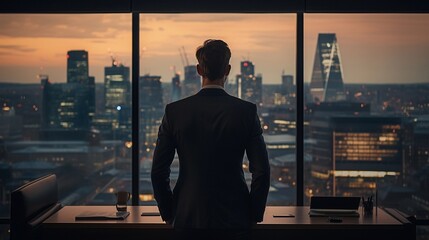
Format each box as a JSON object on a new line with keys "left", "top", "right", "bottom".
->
{"left": 151, "top": 39, "right": 270, "bottom": 235}
{"left": 152, "top": 88, "right": 270, "bottom": 229}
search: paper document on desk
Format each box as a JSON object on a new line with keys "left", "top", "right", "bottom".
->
{"left": 75, "top": 211, "right": 130, "bottom": 220}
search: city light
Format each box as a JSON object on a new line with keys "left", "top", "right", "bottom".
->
{"left": 1, "top": 14, "right": 429, "bottom": 234}
{"left": 332, "top": 170, "right": 400, "bottom": 178}
{"left": 139, "top": 194, "right": 154, "bottom": 202}
{"left": 125, "top": 141, "right": 132, "bottom": 148}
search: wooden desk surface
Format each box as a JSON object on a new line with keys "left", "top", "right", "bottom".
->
{"left": 43, "top": 206, "right": 413, "bottom": 240}
{"left": 44, "top": 205, "right": 403, "bottom": 229}
{"left": 260, "top": 206, "right": 402, "bottom": 229}
{"left": 43, "top": 205, "right": 170, "bottom": 229}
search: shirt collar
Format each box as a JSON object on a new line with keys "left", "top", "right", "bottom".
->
{"left": 202, "top": 84, "right": 224, "bottom": 90}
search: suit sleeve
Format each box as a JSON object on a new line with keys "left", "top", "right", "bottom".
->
{"left": 245, "top": 104, "right": 270, "bottom": 223}
{"left": 151, "top": 104, "right": 176, "bottom": 222}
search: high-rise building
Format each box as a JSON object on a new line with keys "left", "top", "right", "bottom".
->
{"left": 171, "top": 73, "right": 181, "bottom": 102}
{"left": 308, "top": 103, "right": 403, "bottom": 197}
{"left": 139, "top": 75, "right": 163, "bottom": 109}
{"left": 139, "top": 75, "right": 164, "bottom": 155}
{"left": 236, "top": 61, "right": 262, "bottom": 105}
{"left": 104, "top": 61, "right": 130, "bottom": 124}
{"left": 0, "top": 106, "right": 22, "bottom": 141}
{"left": 282, "top": 75, "right": 294, "bottom": 95}
{"left": 310, "top": 33, "right": 345, "bottom": 102}
{"left": 40, "top": 50, "right": 95, "bottom": 134}
{"left": 102, "top": 61, "right": 131, "bottom": 140}
{"left": 67, "top": 50, "right": 89, "bottom": 84}
{"left": 411, "top": 115, "right": 429, "bottom": 170}
{"left": 0, "top": 81, "right": 42, "bottom": 140}
{"left": 41, "top": 80, "right": 91, "bottom": 132}
{"left": 182, "top": 65, "right": 200, "bottom": 98}
{"left": 88, "top": 76, "right": 95, "bottom": 120}
{"left": 277, "top": 74, "right": 295, "bottom": 107}
{"left": 282, "top": 75, "right": 293, "bottom": 93}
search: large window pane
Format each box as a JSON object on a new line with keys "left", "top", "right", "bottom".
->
{"left": 304, "top": 13, "right": 429, "bottom": 229}
{"left": 139, "top": 14, "right": 296, "bottom": 206}
{"left": 0, "top": 14, "right": 132, "bottom": 219}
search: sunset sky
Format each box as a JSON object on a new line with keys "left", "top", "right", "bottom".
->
{"left": 0, "top": 14, "right": 428, "bottom": 85}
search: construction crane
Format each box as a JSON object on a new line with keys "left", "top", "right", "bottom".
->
{"left": 178, "top": 46, "right": 190, "bottom": 67}
{"left": 108, "top": 49, "right": 118, "bottom": 66}
{"left": 111, "top": 55, "right": 118, "bottom": 66}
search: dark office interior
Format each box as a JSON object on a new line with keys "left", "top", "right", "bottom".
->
{"left": 1, "top": 0, "right": 429, "bottom": 239}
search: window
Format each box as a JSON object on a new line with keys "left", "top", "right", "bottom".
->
{"left": 139, "top": 14, "right": 296, "bottom": 205}
{"left": 0, "top": 14, "right": 132, "bottom": 218}
{"left": 0, "top": 5, "right": 428, "bottom": 240}
{"left": 304, "top": 14, "right": 429, "bottom": 225}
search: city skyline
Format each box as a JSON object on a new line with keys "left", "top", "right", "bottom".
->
{"left": 0, "top": 14, "right": 429, "bottom": 85}
{"left": 1, "top": 13, "right": 429, "bottom": 238}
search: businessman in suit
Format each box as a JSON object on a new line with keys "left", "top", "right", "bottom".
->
{"left": 151, "top": 39, "right": 270, "bottom": 240}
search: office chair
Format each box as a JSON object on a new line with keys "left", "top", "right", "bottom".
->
{"left": 10, "top": 174, "right": 63, "bottom": 240}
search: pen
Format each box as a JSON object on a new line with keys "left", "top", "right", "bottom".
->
{"left": 273, "top": 214, "right": 295, "bottom": 218}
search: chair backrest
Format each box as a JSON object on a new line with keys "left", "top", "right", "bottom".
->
{"left": 11, "top": 174, "right": 62, "bottom": 240}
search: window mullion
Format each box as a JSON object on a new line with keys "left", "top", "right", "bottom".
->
{"left": 131, "top": 11, "right": 140, "bottom": 206}
{"left": 296, "top": 12, "right": 304, "bottom": 206}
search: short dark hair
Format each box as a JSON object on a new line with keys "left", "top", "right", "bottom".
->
{"left": 196, "top": 39, "right": 231, "bottom": 81}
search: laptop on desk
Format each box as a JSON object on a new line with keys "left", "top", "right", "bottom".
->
{"left": 309, "top": 196, "right": 361, "bottom": 217}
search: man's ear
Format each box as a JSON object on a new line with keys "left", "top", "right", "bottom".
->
{"left": 225, "top": 64, "right": 231, "bottom": 76}
{"left": 197, "top": 64, "right": 204, "bottom": 77}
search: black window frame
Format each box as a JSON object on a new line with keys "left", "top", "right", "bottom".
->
{"left": 1, "top": 0, "right": 429, "bottom": 224}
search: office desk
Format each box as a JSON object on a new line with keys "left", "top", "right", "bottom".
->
{"left": 43, "top": 206, "right": 414, "bottom": 240}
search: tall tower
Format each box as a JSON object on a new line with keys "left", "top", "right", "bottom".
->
{"left": 104, "top": 60, "right": 130, "bottom": 124}
{"left": 67, "top": 50, "right": 89, "bottom": 84}
{"left": 139, "top": 75, "right": 164, "bottom": 156}
{"left": 236, "top": 60, "right": 262, "bottom": 105}
{"left": 88, "top": 76, "right": 95, "bottom": 120}
{"left": 182, "top": 65, "right": 201, "bottom": 98}
{"left": 171, "top": 73, "right": 181, "bottom": 102}
{"left": 310, "top": 33, "right": 345, "bottom": 102}
{"left": 179, "top": 47, "right": 200, "bottom": 98}
{"left": 282, "top": 74, "right": 294, "bottom": 95}
{"left": 66, "top": 50, "right": 93, "bottom": 129}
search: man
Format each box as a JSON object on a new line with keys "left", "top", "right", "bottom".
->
{"left": 151, "top": 39, "right": 270, "bottom": 240}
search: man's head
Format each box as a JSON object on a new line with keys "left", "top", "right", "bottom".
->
{"left": 196, "top": 39, "right": 231, "bottom": 82}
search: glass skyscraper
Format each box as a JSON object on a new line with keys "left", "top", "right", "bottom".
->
{"left": 182, "top": 65, "right": 201, "bottom": 98}
{"left": 308, "top": 103, "right": 403, "bottom": 197}
{"left": 309, "top": 33, "right": 345, "bottom": 103}
{"left": 41, "top": 50, "right": 95, "bottom": 134}
{"left": 171, "top": 73, "right": 181, "bottom": 102}
{"left": 104, "top": 61, "right": 130, "bottom": 124}
{"left": 139, "top": 75, "right": 164, "bottom": 156}
{"left": 236, "top": 60, "right": 262, "bottom": 106}
{"left": 67, "top": 50, "right": 89, "bottom": 85}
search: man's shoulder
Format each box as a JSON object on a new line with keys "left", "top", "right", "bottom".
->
{"left": 166, "top": 92, "right": 256, "bottom": 111}
{"left": 166, "top": 95, "right": 195, "bottom": 108}
{"left": 227, "top": 95, "right": 257, "bottom": 109}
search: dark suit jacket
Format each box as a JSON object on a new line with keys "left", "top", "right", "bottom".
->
{"left": 151, "top": 88, "right": 270, "bottom": 229}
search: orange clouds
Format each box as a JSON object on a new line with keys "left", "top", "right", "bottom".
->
{"left": 1, "top": 13, "right": 429, "bottom": 84}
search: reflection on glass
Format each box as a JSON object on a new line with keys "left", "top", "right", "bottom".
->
{"left": 139, "top": 14, "right": 296, "bottom": 206}
{"left": 0, "top": 14, "right": 132, "bottom": 218}
{"left": 304, "top": 15, "right": 429, "bottom": 232}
